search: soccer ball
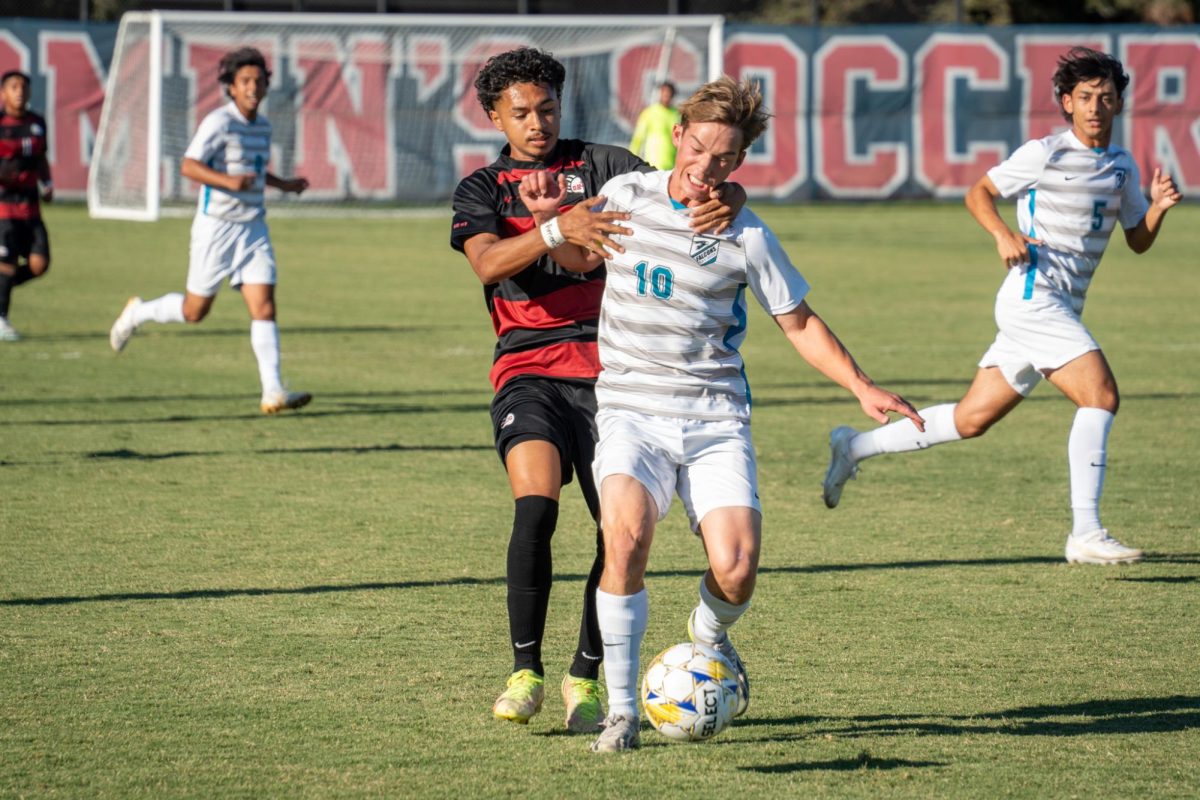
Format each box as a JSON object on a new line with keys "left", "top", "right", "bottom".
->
{"left": 641, "top": 642, "right": 740, "bottom": 742}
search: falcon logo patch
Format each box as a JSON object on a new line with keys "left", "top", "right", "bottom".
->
{"left": 566, "top": 175, "right": 584, "bottom": 194}
{"left": 690, "top": 235, "right": 720, "bottom": 266}
{"left": 501, "top": 413, "right": 516, "bottom": 429}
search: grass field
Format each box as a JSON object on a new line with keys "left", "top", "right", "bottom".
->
{"left": 2, "top": 203, "right": 1198, "bottom": 798}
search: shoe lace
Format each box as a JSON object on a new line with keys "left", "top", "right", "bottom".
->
{"left": 505, "top": 671, "right": 541, "bottom": 700}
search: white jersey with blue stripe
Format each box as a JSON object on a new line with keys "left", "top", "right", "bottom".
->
{"left": 987, "top": 130, "right": 1147, "bottom": 311}
{"left": 595, "top": 170, "right": 810, "bottom": 422}
{"left": 183, "top": 102, "right": 271, "bottom": 223}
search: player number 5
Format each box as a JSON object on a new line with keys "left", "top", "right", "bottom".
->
{"left": 1091, "top": 200, "right": 1107, "bottom": 231}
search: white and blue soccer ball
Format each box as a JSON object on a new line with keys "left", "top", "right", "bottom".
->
{"left": 641, "top": 642, "right": 740, "bottom": 742}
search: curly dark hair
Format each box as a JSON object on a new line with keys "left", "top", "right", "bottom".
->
{"left": 473, "top": 47, "right": 565, "bottom": 113}
{"left": 219, "top": 47, "right": 271, "bottom": 97}
{"left": 1053, "top": 47, "right": 1129, "bottom": 120}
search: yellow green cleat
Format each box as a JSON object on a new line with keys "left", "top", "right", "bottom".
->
{"left": 492, "top": 669, "right": 544, "bottom": 724}
{"left": 561, "top": 675, "right": 605, "bottom": 733}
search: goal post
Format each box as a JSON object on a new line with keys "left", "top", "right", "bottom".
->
{"left": 88, "top": 11, "right": 724, "bottom": 221}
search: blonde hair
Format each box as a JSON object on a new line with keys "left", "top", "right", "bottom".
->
{"left": 678, "top": 76, "right": 770, "bottom": 151}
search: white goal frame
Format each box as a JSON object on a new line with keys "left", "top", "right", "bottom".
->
{"left": 88, "top": 11, "right": 724, "bottom": 221}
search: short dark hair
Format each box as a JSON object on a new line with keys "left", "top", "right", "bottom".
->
{"left": 1, "top": 69, "right": 30, "bottom": 87}
{"left": 474, "top": 47, "right": 565, "bottom": 113}
{"left": 218, "top": 47, "right": 271, "bottom": 94}
{"left": 1053, "top": 47, "right": 1129, "bottom": 119}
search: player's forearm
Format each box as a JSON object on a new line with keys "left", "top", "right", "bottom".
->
{"left": 181, "top": 158, "right": 242, "bottom": 191}
{"left": 467, "top": 231, "right": 560, "bottom": 284}
{"left": 965, "top": 179, "right": 1011, "bottom": 240}
{"left": 777, "top": 307, "right": 875, "bottom": 397}
{"left": 1126, "top": 206, "right": 1167, "bottom": 254}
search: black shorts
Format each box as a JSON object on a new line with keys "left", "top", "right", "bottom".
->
{"left": 0, "top": 218, "right": 49, "bottom": 265}
{"left": 490, "top": 376, "right": 600, "bottom": 518}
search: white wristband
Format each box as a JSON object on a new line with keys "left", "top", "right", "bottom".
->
{"left": 540, "top": 217, "right": 566, "bottom": 250}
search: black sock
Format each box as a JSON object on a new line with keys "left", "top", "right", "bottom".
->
{"left": 0, "top": 271, "right": 13, "bottom": 318}
{"left": 11, "top": 265, "right": 35, "bottom": 287}
{"left": 569, "top": 524, "right": 605, "bottom": 680}
{"left": 506, "top": 495, "right": 558, "bottom": 676}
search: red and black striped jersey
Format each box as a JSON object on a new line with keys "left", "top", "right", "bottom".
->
{"left": 0, "top": 109, "right": 47, "bottom": 221}
{"left": 451, "top": 139, "right": 651, "bottom": 392}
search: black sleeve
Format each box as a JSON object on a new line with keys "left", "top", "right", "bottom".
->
{"left": 450, "top": 171, "right": 500, "bottom": 253}
{"left": 591, "top": 144, "right": 654, "bottom": 182}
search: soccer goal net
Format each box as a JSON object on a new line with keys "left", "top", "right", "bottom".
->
{"left": 88, "top": 11, "right": 723, "bottom": 221}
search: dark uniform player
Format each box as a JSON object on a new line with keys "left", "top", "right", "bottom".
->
{"left": 0, "top": 70, "right": 53, "bottom": 342}
{"left": 450, "top": 47, "right": 741, "bottom": 732}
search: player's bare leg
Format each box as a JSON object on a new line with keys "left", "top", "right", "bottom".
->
{"left": 241, "top": 283, "right": 309, "bottom": 414}
{"left": 1045, "top": 350, "right": 1138, "bottom": 563}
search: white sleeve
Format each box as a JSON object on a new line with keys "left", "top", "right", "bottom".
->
{"left": 1118, "top": 160, "right": 1149, "bottom": 230}
{"left": 183, "top": 111, "right": 224, "bottom": 163}
{"left": 743, "top": 218, "right": 809, "bottom": 316}
{"left": 986, "top": 138, "right": 1048, "bottom": 199}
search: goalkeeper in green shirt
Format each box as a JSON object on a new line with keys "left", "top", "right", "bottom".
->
{"left": 629, "top": 81, "right": 680, "bottom": 170}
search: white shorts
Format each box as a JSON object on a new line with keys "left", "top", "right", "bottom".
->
{"left": 978, "top": 288, "right": 1099, "bottom": 396}
{"left": 186, "top": 214, "right": 277, "bottom": 297}
{"left": 593, "top": 407, "right": 760, "bottom": 532}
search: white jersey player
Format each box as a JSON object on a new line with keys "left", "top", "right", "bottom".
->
{"left": 822, "top": 47, "right": 1182, "bottom": 565}
{"left": 108, "top": 47, "right": 312, "bottom": 414}
{"left": 521, "top": 76, "right": 922, "bottom": 753}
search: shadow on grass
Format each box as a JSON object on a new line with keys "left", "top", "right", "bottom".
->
{"left": 1, "top": 388, "right": 488, "bottom": 407}
{"left": 84, "top": 442, "right": 493, "bottom": 461}
{"left": 25, "top": 323, "right": 463, "bottom": 344}
{"left": 742, "top": 751, "right": 946, "bottom": 773}
{"left": 0, "top": 556, "right": 1081, "bottom": 607}
{"left": 0, "top": 401, "right": 491, "bottom": 427}
{"left": 741, "top": 695, "right": 1200, "bottom": 740}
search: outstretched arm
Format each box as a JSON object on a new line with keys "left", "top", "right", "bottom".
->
{"left": 774, "top": 301, "right": 924, "bottom": 429}
{"left": 965, "top": 174, "right": 1042, "bottom": 268}
{"left": 266, "top": 172, "right": 309, "bottom": 194}
{"left": 1125, "top": 168, "right": 1182, "bottom": 254}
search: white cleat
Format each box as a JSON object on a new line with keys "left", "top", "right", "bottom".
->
{"left": 260, "top": 390, "right": 313, "bottom": 415}
{"left": 822, "top": 425, "right": 860, "bottom": 509}
{"left": 1065, "top": 529, "right": 1144, "bottom": 565}
{"left": 109, "top": 297, "right": 141, "bottom": 352}
{"left": 589, "top": 714, "right": 640, "bottom": 753}
{"left": 0, "top": 316, "right": 20, "bottom": 342}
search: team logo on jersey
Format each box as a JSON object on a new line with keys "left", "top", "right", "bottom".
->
{"left": 31, "top": 124, "right": 44, "bottom": 136}
{"left": 690, "top": 235, "right": 720, "bottom": 266}
{"left": 501, "top": 413, "right": 516, "bottom": 429}
{"left": 566, "top": 175, "right": 584, "bottom": 195}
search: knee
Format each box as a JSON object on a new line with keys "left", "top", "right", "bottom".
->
{"left": 707, "top": 556, "right": 757, "bottom": 605}
{"left": 954, "top": 409, "right": 995, "bottom": 440}
{"left": 602, "top": 525, "right": 651, "bottom": 574}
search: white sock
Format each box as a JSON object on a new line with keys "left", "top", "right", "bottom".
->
{"left": 1069, "top": 407, "right": 1114, "bottom": 537}
{"left": 595, "top": 587, "right": 648, "bottom": 719}
{"left": 690, "top": 575, "right": 749, "bottom": 644}
{"left": 132, "top": 293, "right": 185, "bottom": 326}
{"left": 250, "top": 320, "right": 285, "bottom": 397}
{"left": 849, "top": 403, "right": 963, "bottom": 462}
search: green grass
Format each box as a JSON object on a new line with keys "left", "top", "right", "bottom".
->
{"left": 2, "top": 203, "right": 1198, "bottom": 798}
